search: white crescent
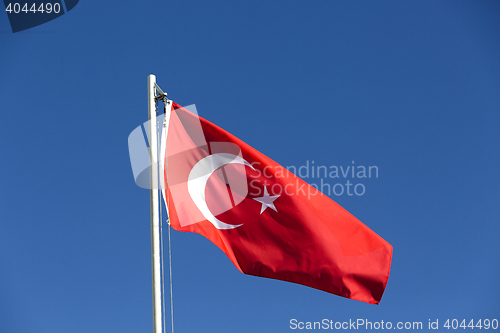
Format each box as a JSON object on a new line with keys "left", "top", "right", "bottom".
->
{"left": 188, "top": 153, "right": 255, "bottom": 230}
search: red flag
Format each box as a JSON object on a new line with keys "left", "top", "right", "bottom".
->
{"left": 161, "top": 103, "right": 392, "bottom": 304}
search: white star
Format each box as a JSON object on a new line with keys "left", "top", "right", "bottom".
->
{"left": 253, "top": 186, "right": 280, "bottom": 214}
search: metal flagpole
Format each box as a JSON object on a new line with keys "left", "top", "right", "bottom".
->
{"left": 148, "top": 74, "right": 163, "bottom": 333}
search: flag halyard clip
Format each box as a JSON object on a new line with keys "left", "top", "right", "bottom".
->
{"left": 154, "top": 82, "right": 170, "bottom": 104}
{"left": 154, "top": 82, "right": 171, "bottom": 116}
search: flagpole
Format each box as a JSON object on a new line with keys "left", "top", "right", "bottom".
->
{"left": 148, "top": 74, "right": 163, "bottom": 333}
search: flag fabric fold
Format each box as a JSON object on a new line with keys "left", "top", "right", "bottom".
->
{"left": 161, "top": 102, "right": 392, "bottom": 304}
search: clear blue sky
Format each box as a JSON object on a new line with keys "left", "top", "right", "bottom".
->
{"left": 1, "top": 1, "right": 499, "bottom": 332}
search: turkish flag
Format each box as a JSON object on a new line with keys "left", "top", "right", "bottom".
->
{"left": 160, "top": 102, "right": 392, "bottom": 304}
